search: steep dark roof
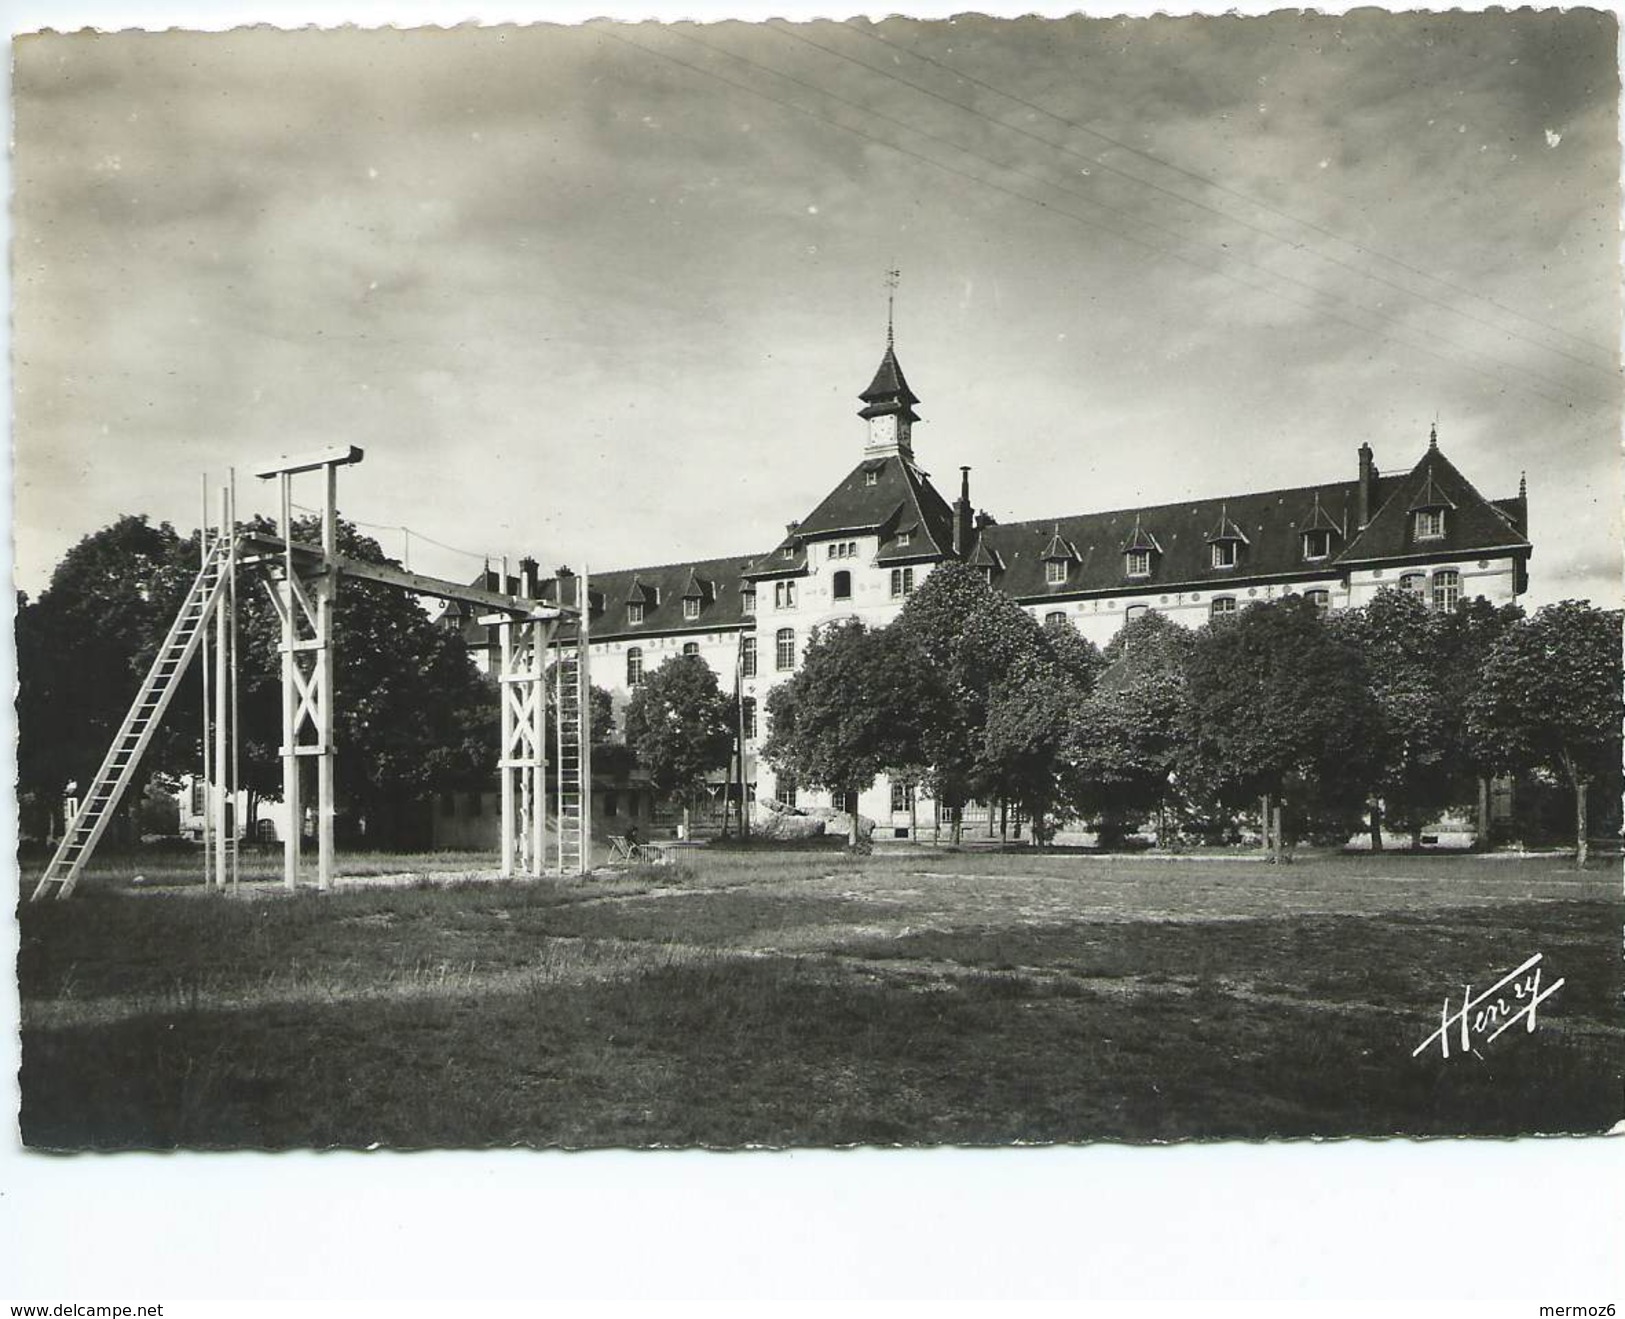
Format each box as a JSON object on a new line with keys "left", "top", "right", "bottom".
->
{"left": 765, "top": 453, "right": 957, "bottom": 567}
{"left": 1341, "top": 446, "right": 1528, "bottom": 564}
{"left": 569, "top": 555, "right": 762, "bottom": 641}
{"left": 859, "top": 345, "right": 919, "bottom": 419}
{"left": 974, "top": 476, "right": 1401, "bottom": 599}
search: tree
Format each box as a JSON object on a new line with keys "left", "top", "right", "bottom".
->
{"left": 1433, "top": 595, "right": 1525, "bottom": 843}
{"left": 980, "top": 617, "right": 1104, "bottom": 844}
{"left": 762, "top": 619, "right": 943, "bottom": 846}
{"left": 1465, "top": 601, "right": 1623, "bottom": 867}
{"left": 1183, "top": 598, "right": 1383, "bottom": 859}
{"left": 1066, "top": 610, "right": 1193, "bottom": 846}
{"left": 17, "top": 516, "right": 202, "bottom": 842}
{"left": 894, "top": 562, "right": 1054, "bottom": 840}
{"left": 1329, "top": 587, "right": 1455, "bottom": 850}
{"left": 622, "top": 652, "right": 734, "bottom": 832}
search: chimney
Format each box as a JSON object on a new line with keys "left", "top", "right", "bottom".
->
{"left": 1357, "top": 443, "right": 1378, "bottom": 529}
{"left": 518, "top": 556, "right": 539, "bottom": 599}
{"left": 953, "top": 466, "right": 974, "bottom": 557}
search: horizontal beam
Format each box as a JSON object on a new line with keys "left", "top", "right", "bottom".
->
{"left": 238, "top": 532, "right": 568, "bottom": 618}
{"left": 254, "top": 445, "right": 365, "bottom": 479}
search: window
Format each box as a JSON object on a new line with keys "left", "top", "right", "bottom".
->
{"left": 775, "top": 627, "right": 796, "bottom": 671}
{"left": 827, "top": 544, "right": 838, "bottom": 560}
{"left": 1045, "top": 610, "right": 1067, "bottom": 626}
{"left": 1431, "top": 569, "right": 1460, "bottom": 612}
{"left": 740, "top": 635, "right": 757, "bottom": 678}
{"left": 890, "top": 780, "right": 915, "bottom": 813}
{"left": 1046, "top": 559, "right": 1069, "bottom": 585}
{"left": 1210, "top": 596, "right": 1236, "bottom": 619}
{"left": 832, "top": 570, "right": 852, "bottom": 601}
{"left": 774, "top": 580, "right": 797, "bottom": 610}
{"left": 626, "top": 647, "right": 643, "bottom": 687}
{"left": 742, "top": 697, "right": 757, "bottom": 741}
{"left": 1125, "top": 603, "right": 1149, "bottom": 622}
{"left": 682, "top": 642, "right": 700, "bottom": 657}
{"left": 864, "top": 471, "right": 878, "bottom": 487}
{"left": 896, "top": 532, "right": 912, "bottom": 548}
{"left": 1126, "top": 550, "right": 1151, "bottom": 578}
{"left": 1416, "top": 509, "right": 1445, "bottom": 540}
{"left": 889, "top": 566, "right": 915, "bottom": 597}
{"left": 627, "top": 602, "right": 644, "bottom": 625}
{"left": 682, "top": 597, "right": 700, "bottom": 621}
{"left": 1400, "top": 572, "right": 1427, "bottom": 596}
{"left": 741, "top": 589, "right": 756, "bottom": 616}
{"left": 981, "top": 567, "right": 994, "bottom": 585}
{"left": 1211, "top": 541, "right": 1237, "bottom": 569}
{"left": 1303, "top": 529, "right": 1332, "bottom": 561}
{"left": 1305, "top": 589, "right": 1331, "bottom": 612}
{"left": 776, "top": 778, "right": 799, "bottom": 807}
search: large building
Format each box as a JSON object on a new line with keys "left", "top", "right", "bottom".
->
{"left": 444, "top": 335, "right": 1531, "bottom": 840}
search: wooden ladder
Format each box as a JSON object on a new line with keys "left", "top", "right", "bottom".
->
{"left": 32, "top": 537, "right": 234, "bottom": 900}
{"left": 553, "top": 640, "right": 587, "bottom": 876}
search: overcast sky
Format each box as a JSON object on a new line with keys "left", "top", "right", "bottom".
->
{"left": 12, "top": 10, "right": 1621, "bottom": 607}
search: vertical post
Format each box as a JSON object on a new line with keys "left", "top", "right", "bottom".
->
{"left": 530, "top": 618, "right": 545, "bottom": 876}
{"left": 280, "top": 473, "right": 300, "bottom": 891}
{"left": 213, "top": 486, "right": 230, "bottom": 888}
{"left": 499, "top": 620, "right": 515, "bottom": 878}
{"left": 200, "top": 480, "right": 213, "bottom": 890}
{"left": 228, "top": 470, "right": 241, "bottom": 887}
{"left": 736, "top": 627, "right": 749, "bottom": 843}
{"left": 579, "top": 567, "right": 593, "bottom": 874}
{"left": 316, "top": 461, "right": 337, "bottom": 891}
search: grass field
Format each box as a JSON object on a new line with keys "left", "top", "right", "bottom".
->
{"left": 17, "top": 846, "right": 1622, "bottom": 1148}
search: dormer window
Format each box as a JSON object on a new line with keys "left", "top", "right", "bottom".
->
{"left": 781, "top": 545, "right": 796, "bottom": 560}
{"left": 1046, "top": 559, "right": 1069, "bottom": 585}
{"left": 741, "top": 589, "right": 756, "bottom": 616}
{"left": 1205, "top": 507, "right": 1247, "bottom": 572}
{"left": 1126, "top": 549, "right": 1151, "bottom": 579}
{"left": 628, "top": 602, "right": 644, "bottom": 625}
{"left": 1408, "top": 468, "right": 1455, "bottom": 542}
{"left": 865, "top": 471, "right": 878, "bottom": 487}
{"left": 1303, "top": 529, "right": 1333, "bottom": 561}
{"left": 1415, "top": 509, "right": 1445, "bottom": 540}
{"left": 896, "top": 532, "right": 911, "bottom": 548}
{"left": 682, "top": 598, "right": 700, "bottom": 621}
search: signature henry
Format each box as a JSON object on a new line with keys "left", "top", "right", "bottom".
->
{"left": 1412, "top": 953, "right": 1566, "bottom": 1060}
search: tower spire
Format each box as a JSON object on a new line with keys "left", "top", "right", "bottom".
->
{"left": 885, "top": 266, "right": 900, "bottom": 349}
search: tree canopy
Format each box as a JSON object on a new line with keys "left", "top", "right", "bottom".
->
{"left": 622, "top": 653, "right": 735, "bottom": 811}
{"left": 1465, "top": 600, "right": 1623, "bottom": 865}
{"left": 1183, "top": 597, "right": 1382, "bottom": 836}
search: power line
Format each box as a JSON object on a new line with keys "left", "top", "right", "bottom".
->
{"left": 648, "top": 26, "right": 1593, "bottom": 409}
{"left": 287, "top": 501, "right": 509, "bottom": 568}
{"left": 772, "top": 21, "right": 1616, "bottom": 395}
{"left": 837, "top": 18, "right": 1618, "bottom": 370}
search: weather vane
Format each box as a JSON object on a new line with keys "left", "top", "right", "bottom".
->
{"left": 885, "top": 267, "right": 901, "bottom": 348}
